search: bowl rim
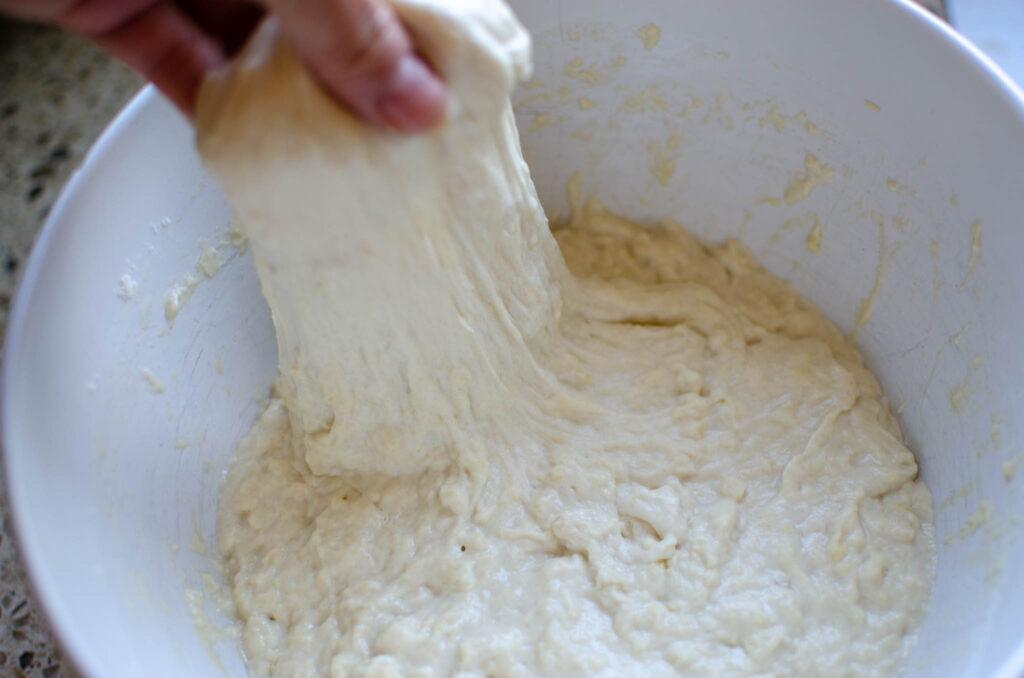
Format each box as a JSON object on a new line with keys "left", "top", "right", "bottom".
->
{"left": 1, "top": 84, "right": 162, "bottom": 678}
{"left": 3, "top": 1, "right": 1024, "bottom": 676}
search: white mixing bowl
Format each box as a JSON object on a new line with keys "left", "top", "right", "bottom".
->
{"left": 4, "top": 1, "right": 1024, "bottom": 676}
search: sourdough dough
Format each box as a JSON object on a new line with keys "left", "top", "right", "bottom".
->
{"left": 196, "top": 2, "right": 935, "bottom": 677}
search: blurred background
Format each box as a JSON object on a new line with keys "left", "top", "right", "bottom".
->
{"left": 0, "top": 0, "right": 1020, "bottom": 676}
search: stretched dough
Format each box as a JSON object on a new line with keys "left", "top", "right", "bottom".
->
{"left": 198, "top": 1, "right": 567, "bottom": 477}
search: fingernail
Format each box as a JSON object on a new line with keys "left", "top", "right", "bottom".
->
{"left": 374, "top": 54, "right": 447, "bottom": 132}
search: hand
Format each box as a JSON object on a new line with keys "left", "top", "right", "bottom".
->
{"left": 0, "top": 0, "right": 447, "bottom": 132}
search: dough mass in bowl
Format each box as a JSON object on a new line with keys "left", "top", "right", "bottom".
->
{"left": 196, "top": 1, "right": 935, "bottom": 676}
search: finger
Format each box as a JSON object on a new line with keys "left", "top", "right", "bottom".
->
{"left": 0, "top": 0, "right": 77, "bottom": 21}
{"left": 58, "top": 0, "right": 160, "bottom": 34}
{"left": 175, "top": 0, "right": 266, "bottom": 57}
{"left": 267, "top": 0, "right": 446, "bottom": 132}
{"left": 81, "top": 1, "right": 226, "bottom": 114}
{"left": 60, "top": 0, "right": 263, "bottom": 64}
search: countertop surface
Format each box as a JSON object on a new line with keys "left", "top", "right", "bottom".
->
{"left": 3, "top": 2, "right": 1014, "bottom": 677}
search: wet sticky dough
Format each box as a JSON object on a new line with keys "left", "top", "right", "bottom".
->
{"left": 196, "top": 1, "right": 936, "bottom": 676}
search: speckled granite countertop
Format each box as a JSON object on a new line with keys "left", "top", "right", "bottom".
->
{"left": 0, "top": 19, "right": 141, "bottom": 677}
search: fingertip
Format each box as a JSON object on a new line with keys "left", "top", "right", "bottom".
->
{"left": 372, "top": 54, "right": 448, "bottom": 133}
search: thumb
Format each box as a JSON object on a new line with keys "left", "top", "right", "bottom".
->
{"left": 267, "top": 0, "right": 447, "bottom": 132}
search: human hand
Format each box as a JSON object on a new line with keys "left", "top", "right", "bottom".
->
{"left": 0, "top": 0, "right": 447, "bottom": 132}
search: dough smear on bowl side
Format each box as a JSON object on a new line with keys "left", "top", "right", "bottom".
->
{"left": 196, "top": 1, "right": 935, "bottom": 676}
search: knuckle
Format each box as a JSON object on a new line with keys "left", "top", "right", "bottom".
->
{"left": 336, "top": 3, "right": 407, "bottom": 80}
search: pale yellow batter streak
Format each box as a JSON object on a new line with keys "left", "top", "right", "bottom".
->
{"left": 197, "top": 2, "right": 935, "bottom": 677}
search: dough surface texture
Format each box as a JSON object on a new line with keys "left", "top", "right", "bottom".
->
{"left": 196, "top": 2, "right": 935, "bottom": 677}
